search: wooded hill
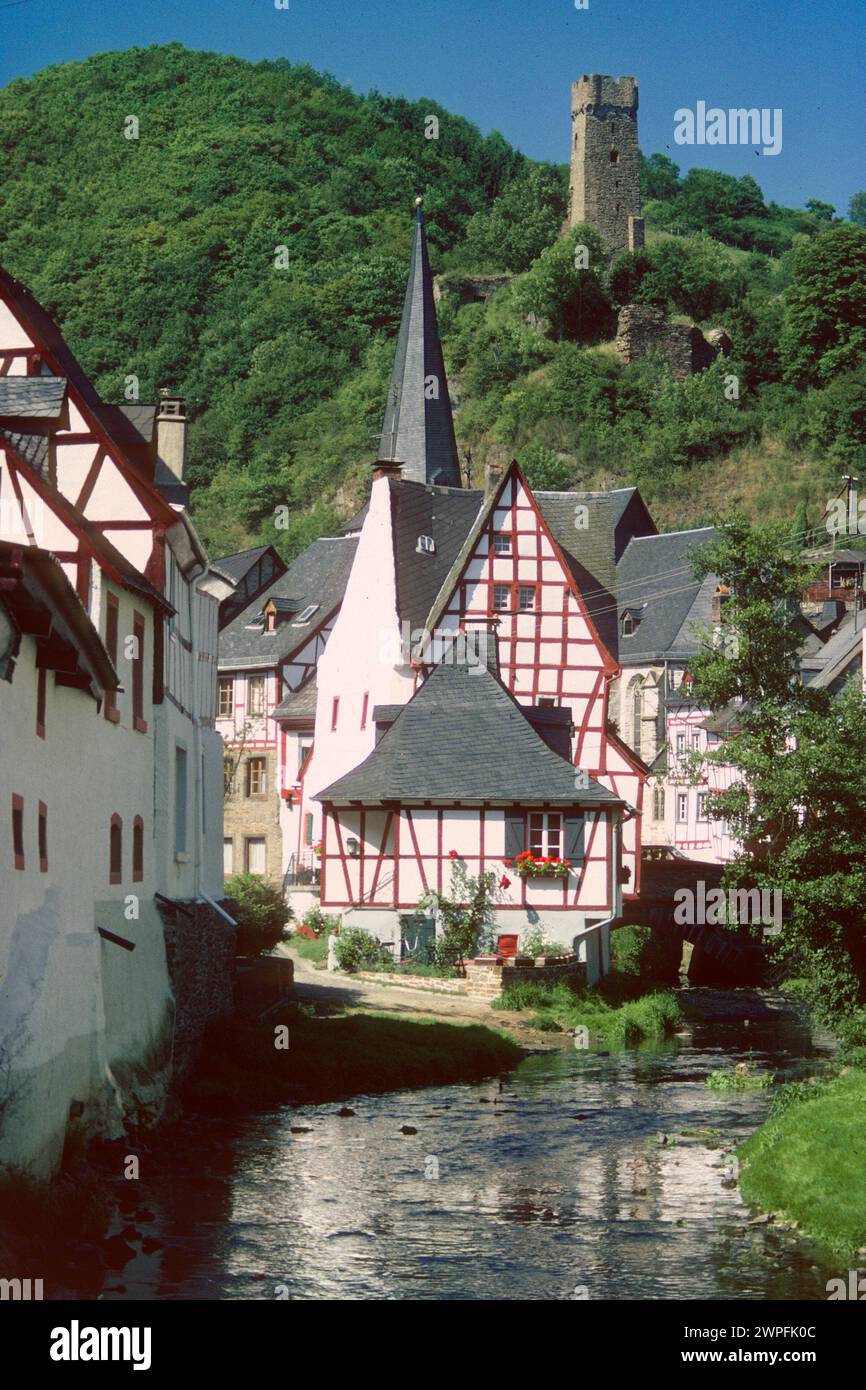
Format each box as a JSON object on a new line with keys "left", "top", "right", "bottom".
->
{"left": 1, "top": 44, "right": 864, "bottom": 556}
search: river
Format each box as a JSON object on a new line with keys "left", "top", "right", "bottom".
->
{"left": 75, "top": 1001, "right": 840, "bottom": 1302}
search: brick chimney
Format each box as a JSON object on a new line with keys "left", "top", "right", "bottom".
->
{"left": 157, "top": 390, "right": 187, "bottom": 482}
{"left": 371, "top": 459, "right": 404, "bottom": 482}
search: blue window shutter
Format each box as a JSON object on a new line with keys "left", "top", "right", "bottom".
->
{"left": 505, "top": 815, "right": 525, "bottom": 858}
{"left": 564, "top": 815, "right": 585, "bottom": 865}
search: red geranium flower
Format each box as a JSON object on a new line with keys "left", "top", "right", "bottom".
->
{"left": 499, "top": 875, "right": 511, "bottom": 889}
{"left": 503, "top": 859, "right": 513, "bottom": 868}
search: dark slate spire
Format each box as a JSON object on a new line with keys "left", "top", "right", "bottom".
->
{"left": 378, "top": 197, "right": 462, "bottom": 488}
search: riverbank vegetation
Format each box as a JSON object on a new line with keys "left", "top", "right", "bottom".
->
{"left": 493, "top": 975, "right": 683, "bottom": 1045}
{"left": 186, "top": 1007, "right": 521, "bottom": 1112}
{"left": 738, "top": 1068, "right": 866, "bottom": 1253}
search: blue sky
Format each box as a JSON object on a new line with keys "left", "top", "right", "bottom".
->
{"left": 1, "top": 0, "right": 864, "bottom": 212}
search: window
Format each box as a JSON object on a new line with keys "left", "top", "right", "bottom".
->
{"left": 104, "top": 593, "right": 120, "bottom": 722}
{"left": 653, "top": 786, "right": 665, "bottom": 821}
{"left": 621, "top": 611, "right": 634, "bottom": 636}
{"left": 677, "top": 794, "right": 688, "bottom": 824}
{"left": 223, "top": 755, "right": 235, "bottom": 796}
{"left": 632, "top": 682, "right": 643, "bottom": 753}
{"left": 133, "top": 816, "right": 144, "bottom": 882}
{"left": 110, "top": 813, "right": 123, "bottom": 884}
{"left": 360, "top": 692, "right": 369, "bottom": 730}
{"left": 12, "top": 794, "right": 24, "bottom": 870}
{"left": 416, "top": 535, "right": 435, "bottom": 554}
{"left": 676, "top": 732, "right": 685, "bottom": 754}
{"left": 691, "top": 731, "right": 701, "bottom": 750}
{"left": 610, "top": 149, "right": 619, "bottom": 163}
{"left": 529, "top": 812, "right": 562, "bottom": 858}
{"left": 493, "top": 534, "right": 511, "bottom": 555}
{"left": 36, "top": 666, "right": 46, "bottom": 739}
{"left": 248, "top": 675, "right": 266, "bottom": 717}
{"left": 304, "top": 813, "right": 314, "bottom": 847}
{"left": 223, "top": 838, "right": 234, "bottom": 876}
{"left": 292, "top": 604, "right": 319, "bottom": 626}
{"left": 244, "top": 837, "right": 266, "bottom": 875}
{"left": 297, "top": 740, "right": 313, "bottom": 779}
{"left": 38, "top": 801, "right": 48, "bottom": 873}
{"left": 174, "top": 747, "right": 188, "bottom": 855}
{"left": 331, "top": 696, "right": 340, "bottom": 732}
{"left": 246, "top": 757, "right": 267, "bottom": 797}
{"left": 697, "top": 793, "right": 708, "bottom": 821}
{"left": 492, "top": 585, "right": 510, "bottom": 611}
{"left": 218, "top": 678, "right": 233, "bottom": 718}
{"left": 132, "top": 611, "right": 146, "bottom": 732}
{"left": 264, "top": 607, "right": 276, "bottom": 633}
{"left": 518, "top": 586, "right": 536, "bottom": 612}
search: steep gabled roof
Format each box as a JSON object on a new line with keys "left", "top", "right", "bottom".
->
{"left": 317, "top": 633, "right": 624, "bottom": 808}
{"left": 617, "top": 527, "right": 717, "bottom": 663}
{"left": 213, "top": 544, "right": 274, "bottom": 582}
{"left": 218, "top": 536, "right": 358, "bottom": 670}
{"left": 272, "top": 673, "right": 318, "bottom": 723}
{"left": 390, "top": 479, "right": 483, "bottom": 633}
{"left": 377, "top": 202, "right": 462, "bottom": 487}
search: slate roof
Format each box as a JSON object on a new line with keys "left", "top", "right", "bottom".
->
{"left": 803, "top": 612, "right": 865, "bottom": 691}
{"left": 616, "top": 528, "right": 718, "bottom": 663}
{"left": 378, "top": 203, "right": 462, "bottom": 487}
{"left": 389, "top": 479, "right": 483, "bottom": 633}
{"left": 1, "top": 429, "right": 50, "bottom": 476}
{"left": 273, "top": 673, "right": 318, "bottom": 721}
{"left": 536, "top": 491, "right": 621, "bottom": 658}
{"left": 218, "top": 536, "right": 358, "bottom": 670}
{"left": 317, "top": 632, "right": 625, "bottom": 808}
{"left": 0, "top": 375, "right": 68, "bottom": 418}
{"left": 213, "top": 545, "right": 273, "bottom": 583}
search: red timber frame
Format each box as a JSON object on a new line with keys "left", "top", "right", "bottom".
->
{"left": 319, "top": 803, "right": 616, "bottom": 913}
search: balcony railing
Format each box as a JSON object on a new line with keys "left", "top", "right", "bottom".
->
{"left": 283, "top": 851, "right": 321, "bottom": 889}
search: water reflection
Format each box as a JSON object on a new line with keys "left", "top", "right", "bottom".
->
{"left": 97, "top": 1014, "right": 836, "bottom": 1301}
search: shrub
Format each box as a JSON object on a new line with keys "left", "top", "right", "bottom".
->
{"left": 225, "top": 873, "right": 291, "bottom": 956}
{"left": 611, "top": 924, "right": 682, "bottom": 983}
{"left": 302, "top": 906, "right": 340, "bottom": 937}
{"left": 334, "top": 928, "right": 392, "bottom": 974}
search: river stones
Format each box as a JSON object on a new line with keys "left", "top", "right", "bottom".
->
{"left": 399, "top": 1125, "right": 418, "bottom": 1135}
{"left": 336, "top": 1107, "right": 356, "bottom": 1117}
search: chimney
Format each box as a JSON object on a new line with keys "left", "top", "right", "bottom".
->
{"left": 484, "top": 459, "right": 503, "bottom": 503}
{"left": 371, "top": 459, "right": 404, "bottom": 483}
{"left": 157, "top": 390, "right": 187, "bottom": 481}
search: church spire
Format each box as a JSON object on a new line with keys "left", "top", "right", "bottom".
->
{"left": 377, "top": 197, "right": 462, "bottom": 488}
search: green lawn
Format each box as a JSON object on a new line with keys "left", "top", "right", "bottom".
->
{"left": 738, "top": 1069, "right": 866, "bottom": 1253}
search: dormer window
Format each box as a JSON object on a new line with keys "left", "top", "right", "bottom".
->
{"left": 292, "top": 604, "right": 319, "bottom": 626}
{"left": 621, "top": 612, "right": 633, "bottom": 636}
{"left": 416, "top": 535, "right": 435, "bottom": 554}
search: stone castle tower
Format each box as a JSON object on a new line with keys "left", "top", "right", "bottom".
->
{"left": 568, "top": 74, "right": 644, "bottom": 259}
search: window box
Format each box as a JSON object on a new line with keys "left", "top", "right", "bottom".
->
{"left": 512, "top": 852, "right": 571, "bottom": 881}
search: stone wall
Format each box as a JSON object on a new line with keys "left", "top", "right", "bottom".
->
{"left": 615, "top": 305, "right": 731, "bottom": 379}
{"left": 465, "top": 952, "right": 587, "bottom": 1002}
{"left": 569, "top": 74, "right": 643, "bottom": 258}
{"left": 160, "top": 900, "right": 236, "bottom": 1076}
{"left": 223, "top": 748, "right": 283, "bottom": 885}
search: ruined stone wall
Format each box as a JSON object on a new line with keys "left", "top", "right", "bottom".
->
{"left": 615, "top": 304, "right": 730, "bottom": 379}
{"left": 569, "top": 74, "right": 643, "bottom": 258}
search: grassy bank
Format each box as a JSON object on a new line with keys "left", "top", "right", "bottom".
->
{"left": 186, "top": 1006, "right": 522, "bottom": 1111}
{"left": 738, "top": 1068, "right": 866, "bottom": 1254}
{"left": 492, "top": 975, "right": 683, "bottom": 1044}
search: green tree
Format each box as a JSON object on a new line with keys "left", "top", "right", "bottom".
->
{"left": 781, "top": 224, "right": 866, "bottom": 385}
{"left": 513, "top": 226, "right": 613, "bottom": 342}
{"left": 848, "top": 191, "right": 866, "bottom": 228}
{"left": 688, "top": 522, "right": 866, "bottom": 1022}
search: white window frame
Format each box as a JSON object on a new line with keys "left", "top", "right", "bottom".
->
{"left": 292, "top": 604, "right": 319, "bottom": 626}
{"left": 677, "top": 793, "right": 688, "bottom": 824}
{"left": 528, "top": 812, "right": 562, "bottom": 858}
